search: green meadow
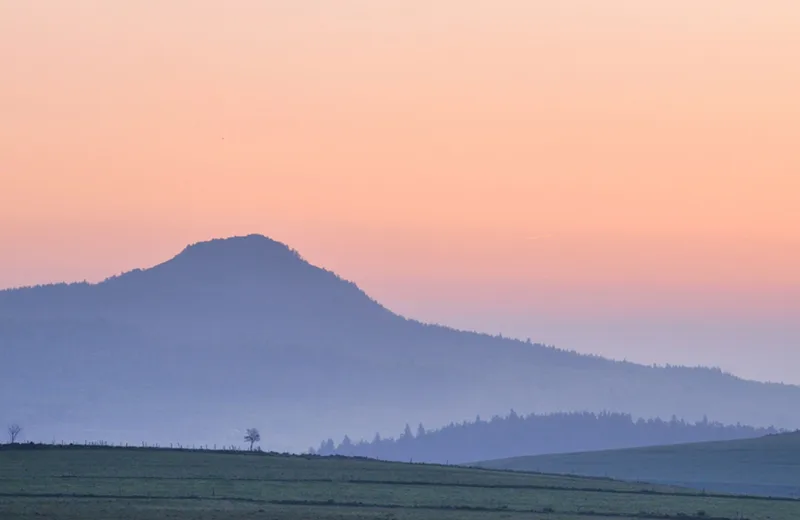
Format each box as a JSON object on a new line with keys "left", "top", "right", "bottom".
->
{"left": 1, "top": 445, "right": 799, "bottom": 519}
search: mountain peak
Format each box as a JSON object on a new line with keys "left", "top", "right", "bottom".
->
{"left": 96, "top": 234, "right": 316, "bottom": 290}
{"left": 165, "top": 234, "right": 308, "bottom": 273}
{"left": 178, "top": 234, "right": 301, "bottom": 260}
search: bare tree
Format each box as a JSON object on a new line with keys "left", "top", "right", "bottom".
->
{"left": 8, "top": 424, "right": 22, "bottom": 444}
{"left": 244, "top": 428, "right": 260, "bottom": 451}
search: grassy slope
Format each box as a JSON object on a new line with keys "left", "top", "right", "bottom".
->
{"left": 1, "top": 446, "right": 799, "bottom": 519}
{"left": 474, "top": 432, "right": 800, "bottom": 498}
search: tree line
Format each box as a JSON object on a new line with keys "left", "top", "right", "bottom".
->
{"left": 311, "top": 411, "right": 780, "bottom": 464}
{"left": 3, "top": 424, "right": 264, "bottom": 452}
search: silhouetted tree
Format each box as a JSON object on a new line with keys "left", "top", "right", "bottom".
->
{"left": 7, "top": 424, "right": 22, "bottom": 444}
{"left": 339, "top": 435, "right": 354, "bottom": 456}
{"left": 244, "top": 428, "right": 260, "bottom": 451}
{"left": 317, "top": 438, "right": 335, "bottom": 456}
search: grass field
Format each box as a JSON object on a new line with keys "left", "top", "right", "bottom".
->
{"left": 1, "top": 445, "right": 799, "bottom": 519}
{"left": 474, "top": 432, "right": 800, "bottom": 499}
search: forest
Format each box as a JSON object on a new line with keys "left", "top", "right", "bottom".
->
{"left": 313, "top": 411, "right": 780, "bottom": 464}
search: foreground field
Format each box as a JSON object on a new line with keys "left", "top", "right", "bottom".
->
{"left": 475, "top": 432, "right": 800, "bottom": 498}
{"left": 1, "top": 446, "right": 799, "bottom": 519}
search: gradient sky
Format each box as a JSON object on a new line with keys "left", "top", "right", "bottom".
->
{"left": 2, "top": 1, "right": 799, "bottom": 383}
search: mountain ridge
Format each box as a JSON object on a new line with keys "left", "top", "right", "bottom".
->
{"left": 2, "top": 234, "right": 799, "bottom": 452}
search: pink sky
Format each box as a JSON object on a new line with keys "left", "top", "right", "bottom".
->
{"left": 2, "top": 1, "right": 799, "bottom": 382}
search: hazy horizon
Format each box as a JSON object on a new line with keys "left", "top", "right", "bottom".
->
{"left": 4, "top": 6, "right": 800, "bottom": 519}
{"left": 2, "top": 2, "right": 798, "bottom": 384}
{"left": 4, "top": 233, "right": 800, "bottom": 454}
{"left": 1, "top": 233, "right": 798, "bottom": 387}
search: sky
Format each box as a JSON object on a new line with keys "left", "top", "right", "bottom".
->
{"left": 1, "top": 1, "right": 799, "bottom": 383}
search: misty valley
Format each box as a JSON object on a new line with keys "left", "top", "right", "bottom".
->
{"left": 2, "top": 235, "right": 800, "bottom": 519}
{"left": 5, "top": 0, "right": 799, "bottom": 516}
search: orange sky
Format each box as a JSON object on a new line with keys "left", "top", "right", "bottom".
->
{"left": 1, "top": 1, "right": 799, "bottom": 380}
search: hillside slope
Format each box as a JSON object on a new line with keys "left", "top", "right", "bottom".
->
{"left": 2, "top": 445, "right": 800, "bottom": 520}
{"left": 2, "top": 234, "right": 800, "bottom": 451}
{"left": 475, "top": 432, "right": 800, "bottom": 498}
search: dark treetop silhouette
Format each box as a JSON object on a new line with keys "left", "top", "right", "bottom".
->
{"left": 7, "top": 424, "right": 22, "bottom": 444}
{"left": 244, "top": 428, "right": 260, "bottom": 451}
{"left": 2, "top": 234, "right": 799, "bottom": 452}
{"left": 314, "top": 411, "right": 779, "bottom": 464}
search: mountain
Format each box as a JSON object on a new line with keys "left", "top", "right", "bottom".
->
{"left": 313, "top": 411, "right": 779, "bottom": 464}
{"left": 473, "top": 431, "right": 800, "bottom": 498}
{"left": 2, "top": 234, "right": 800, "bottom": 452}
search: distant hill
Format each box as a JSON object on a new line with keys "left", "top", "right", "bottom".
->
{"left": 2, "top": 234, "right": 800, "bottom": 452}
{"left": 474, "top": 432, "right": 800, "bottom": 498}
{"left": 313, "top": 411, "right": 779, "bottom": 464}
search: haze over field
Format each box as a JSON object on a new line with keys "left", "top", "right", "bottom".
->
{"left": 5, "top": 5, "right": 800, "bottom": 520}
{"left": 2, "top": 1, "right": 799, "bottom": 384}
{"left": 2, "top": 235, "right": 800, "bottom": 453}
